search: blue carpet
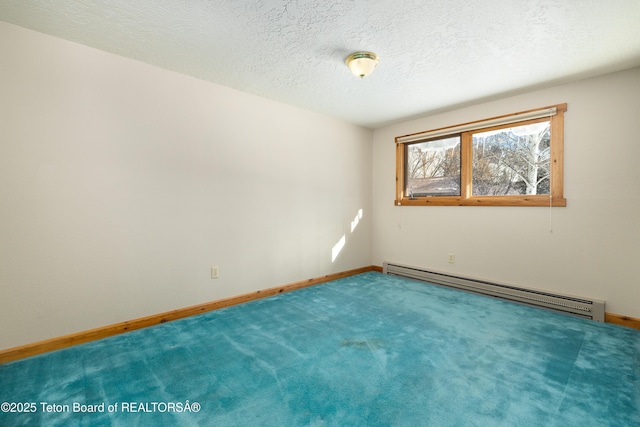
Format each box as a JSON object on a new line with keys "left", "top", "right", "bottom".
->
{"left": 1, "top": 272, "right": 639, "bottom": 426}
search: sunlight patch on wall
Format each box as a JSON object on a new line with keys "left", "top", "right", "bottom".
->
{"left": 331, "top": 235, "right": 346, "bottom": 263}
{"left": 351, "top": 209, "right": 363, "bottom": 233}
{"left": 332, "top": 208, "right": 364, "bottom": 263}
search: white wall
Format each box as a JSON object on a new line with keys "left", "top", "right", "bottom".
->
{"left": 373, "top": 67, "right": 640, "bottom": 318}
{"left": 0, "top": 22, "right": 373, "bottom": 350}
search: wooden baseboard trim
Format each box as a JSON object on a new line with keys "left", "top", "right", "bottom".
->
{"left": 0, "top": 265, "right": 379, "bottom": 365}
{"left": 605, "top": 312, "right": 640, "bottom": 330}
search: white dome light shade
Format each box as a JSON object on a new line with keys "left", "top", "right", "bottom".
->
{"left": 345, "top": 52, "right": 380, "bottom": 79}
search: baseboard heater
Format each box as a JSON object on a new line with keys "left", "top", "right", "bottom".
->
{"left": 383, "top": 262, "right": 605, "bottom": 322}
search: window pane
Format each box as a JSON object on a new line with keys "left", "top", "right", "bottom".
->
{"left": 406, "top": 136, "right": 460, "bottom": 197}
{"left": 472, "top": 121, "right": 550, "bottom": 196}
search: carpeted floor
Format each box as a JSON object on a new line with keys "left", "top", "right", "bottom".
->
{"left": 1, "top": 272, "right": 639, "bottom": 426}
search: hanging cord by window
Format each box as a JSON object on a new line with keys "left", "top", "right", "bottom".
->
{"left": 549, "top": 193, "right": 553, "bottom": 233}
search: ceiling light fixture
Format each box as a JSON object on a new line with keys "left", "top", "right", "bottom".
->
{"left": 345, "top": 51, "right": 380, "bottom": 79}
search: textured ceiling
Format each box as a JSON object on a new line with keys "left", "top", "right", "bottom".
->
{"left": 2, "top": 0, "right": 640, "bottom": 128}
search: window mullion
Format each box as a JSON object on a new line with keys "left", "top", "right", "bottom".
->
{"left": 395, "top": 142, "right": 405, "bottom": 205}
{"left": 460, "top": 132, "right": 472, "bottom": 199}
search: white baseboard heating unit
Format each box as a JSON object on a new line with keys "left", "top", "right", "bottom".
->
{"left": 383, "top": 261, "right": 605, "bottom": 322}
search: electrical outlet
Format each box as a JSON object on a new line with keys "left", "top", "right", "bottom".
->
{"left": 448, "top": 254, "right": 455, "bottom": 264}
{"left": 211, "top": 266, "right": 219, "bottom": 279}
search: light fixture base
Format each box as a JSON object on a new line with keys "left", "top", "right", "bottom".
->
{"left": 345, "top": 51, "right": 380, "bottom": 79}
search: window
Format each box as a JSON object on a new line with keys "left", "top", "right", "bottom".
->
{"left": 395, "top": 104, "right": 567, "bottom": 206}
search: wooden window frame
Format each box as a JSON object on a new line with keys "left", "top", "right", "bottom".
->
{"left": 395, "top": 104, "right": 567, "bottom": 207}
